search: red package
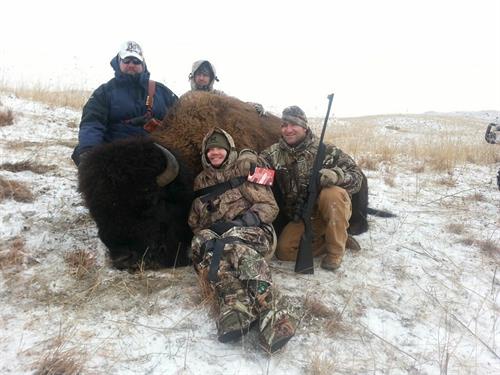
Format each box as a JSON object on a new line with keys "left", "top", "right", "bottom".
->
{"left": 247, "top": 167, "right": 275, "bottom": 186}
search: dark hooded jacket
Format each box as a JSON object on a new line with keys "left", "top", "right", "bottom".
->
{"left": 72, "top": 55, "right": 178, "bottom": 164}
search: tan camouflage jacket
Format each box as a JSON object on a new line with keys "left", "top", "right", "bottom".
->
{"left": 188, "top": 128, "right": 279, "bottom": 234}
{"left": 260, "top": 131, "right": 363, "bottom": 219}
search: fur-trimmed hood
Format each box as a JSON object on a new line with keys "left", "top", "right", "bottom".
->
{"left": 200, "top": 128, "right": 237, "bottom": 170}
{"left": 189, "top": 60, "right": 219, "bottom": 91}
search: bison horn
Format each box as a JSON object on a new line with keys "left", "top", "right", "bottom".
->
{"left": 154, "top": 143, "right": 179, "bottom": 187}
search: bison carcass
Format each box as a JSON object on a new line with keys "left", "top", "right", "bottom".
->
{"left": 78, "top": 91, "right": 372, "bottom": 270}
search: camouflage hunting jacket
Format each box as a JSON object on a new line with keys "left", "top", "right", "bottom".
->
{"left": 260, "top": 132, "right": 363, "bottom": 219}
{"left": 188, "top": 128, "right": 279, "bottom": 234}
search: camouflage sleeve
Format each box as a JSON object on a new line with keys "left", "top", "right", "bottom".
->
{"left": 259, "top": 147, "right": 276, "bottom": 169}
{"left": 189, "top": 173, "right": 207, "bottom": 233}
{"left": 188, "top": 199, "right": 202, "bottom": 234}
{"left": 240, "top": 182, "right": 279, "bottom": 224}
{"left": 323, "top": 146, "right": 363, "bottom": 195}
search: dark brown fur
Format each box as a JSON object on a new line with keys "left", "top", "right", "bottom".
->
{"left": 79, "top": 92, "right": 372, "bottom": 270}
{"left": 155, "top": 91, "right": 282, "bottom": 173}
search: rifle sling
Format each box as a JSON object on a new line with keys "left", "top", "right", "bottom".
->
{"left": 203, "top": 236, "right": 240, "bottom": 282}
{"left": 123, "top": 80, "right": 156, "bottom": 125}
{"left": 194, "top": 176, "right": 247, "bottom": 203}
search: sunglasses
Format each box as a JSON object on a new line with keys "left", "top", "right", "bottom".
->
{"left": 121, "top": 57, "right": 142, "bottom": 65}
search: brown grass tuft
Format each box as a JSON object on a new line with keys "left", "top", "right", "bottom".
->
{"left": 64, "top": 250, "right": 97, "bottom": 279}
{"left": 0, "top": 108, "right": 14, "bottom": 126}
{"left": 459, "top": 236, "right": 475, "bottom": 246}
{"left": 411, "top": 163, "right": 426, "bottom": 173}
{"left": 0, "top": 237, "right": 26, "bottom": 270}
{"left": 356, "top": 156, "right": 379, "bottom": 171}
{"left": 309, "top": 352, "right": 336, "bottom": 375}
{"left": 304, "top": 295, "right": 337, "bottom": 319}
{"left": 33, "top": 333, "right": 87, "bottom": 375}
{"left": 384, "top": 174, "right": 396, "bottom": 187}
{"left": 445, "top": 223, "right": 465, "bottom": 235}
{"left": 468, "top": 192, "right": 486, "bottom": 202}
{"left": 436, "top": 175, "right": 457, "bottom": 187}
{"left": 4, "top": 85, "right": 90, "bottom": 110}
{"left": 477, "top": 239, "right": 499, "bottom": 257}
{"left": 196, "top": 268, "right": 218, "bottom": 317}
{"left": 0, "top": 176, "right": 34, "bottom": 202}
{"left": 0, "top": 161, "right": 56, "bottom": 174}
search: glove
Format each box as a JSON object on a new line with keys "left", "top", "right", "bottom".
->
{"left": 319, "top": 167, "right": 344, "bottom": 187}
{"left": 237, "top": 210, "right": 261, "bottom": 227}
{"left": 253, "top": 103, "right": 266, "bottom": 116}
{"left": 209, "top": 210, "right": 261, "bottom": 234}
{"left": 247, "top": 102, "right": 266, "bottom": 116}
{"left": 236, "top": 150, "right": 258, "bottom": 175}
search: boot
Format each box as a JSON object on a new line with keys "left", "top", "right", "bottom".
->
{"left": 215, "top": 278, "right": 257, "bottom": 343}
{"left": 346, "top": 234, "right": 361, "bottom": 251}
{"left": 320, "top": 254, "right": 342, "bottom": 271}
{"left": 258, "top": 295, "right": 298, "bottom": 353}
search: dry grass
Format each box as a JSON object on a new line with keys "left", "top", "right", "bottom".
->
{"left": 304, "top": 295, "right": 337, "bottom": 319}
{"left": 356, "top": 155, "right": 380, "bottom": 171}
{"left": 0, "top": 161, "right": 56, "bottom": 174}
{"left": 459, "top": 236, "right": 476, "bottom": 247}
{"left": 0, "top": 175, "right": 34, "bottom": 202}
{"left": 32, "top": 332, "right": 87, "bottom": 375}
{"left": 309, "top": 352, "right": 337, "bottom": 375}
{"left": 303, "top": 295, "right": 350, "bottom": 336}
{"left": 384, "top": 173, "right": 396, "bottom": 187}
{"left": 0, "top": 237, "right": 26, "bottom": 270}
{"left": 436, "top": 174, "right": 457, "bottom": 187}
{"left": 0, "top": 108, "right": 14, "bottom": 126}
{"left": 467, "top": 192, "right": 486, "bottom": 202}
{"left": 2, "top": 85, "right": 90, "bottom": 110}
{"left": 320, "top": 115, "right": 498, "bottom": 174}
{"left": 477, "top": 239, "right": 499, "bottom": 257}
{"left": 64, "top": 250, "right": 97, "bottom": 279}
{"left": 196, "top": 268, "right": 218, "bottom": 317}
{"left": 411, "top": 163, "right": 426, "bottom": 173}
{"left": 445, "top": 223, "right": 465, "bottom": 235}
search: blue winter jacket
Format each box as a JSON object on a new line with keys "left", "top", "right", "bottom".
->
{"left": 72, "top": 56, "right": 178, "bottom": 165}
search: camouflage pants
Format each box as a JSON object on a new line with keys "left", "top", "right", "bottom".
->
{"left": 190, "top": 225, "right": 274, "bottom": 285}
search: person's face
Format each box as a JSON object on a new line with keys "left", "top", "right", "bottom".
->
{"left": 281, "top": 122, "right": 307, "bottom": 146}
{"left": 194, "top": 72, "right": 211, "bottom": 88}
{"left": 206, "top": 147, "right": 227, "bottom": 167}
{"left": 119, "top": 57, "right": 144, "bottom": 75}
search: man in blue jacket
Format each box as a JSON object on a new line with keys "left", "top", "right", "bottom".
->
{"left": 71, "top": 41, "right": 178, "bottom": 165}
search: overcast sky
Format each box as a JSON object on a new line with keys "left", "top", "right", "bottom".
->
{"left": 1, "top": 0, "right": 499, "bottom": 117}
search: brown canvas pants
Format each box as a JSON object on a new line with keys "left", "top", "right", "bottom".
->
{"left": 276, "top": 186, "right": 352, "bottom": 264}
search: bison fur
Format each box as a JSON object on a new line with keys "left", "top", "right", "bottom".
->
{"left": 78, "top": 91, "right": 379, "bottom": 270}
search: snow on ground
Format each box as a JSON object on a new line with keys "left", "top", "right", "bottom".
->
{"left": 0, "top": 94, "right": 499, "bottom": 374}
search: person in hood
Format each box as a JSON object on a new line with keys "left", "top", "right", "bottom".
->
{"left": 71, "top": 41, "right": 178, "bottom": 165}
{"left": 186, "top": 59, "right": 266, "bottom": 116}
{"left": 260, "top": 105, "right": 364, "bottom": 271}
{"left": 188, "top": 128, "right": 299, "bottom": 353}
{"left": 188, "top": 60, "right": 225, "bottom": 95}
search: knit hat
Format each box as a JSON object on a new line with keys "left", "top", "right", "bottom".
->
{"left": 118, "top": 41, "right": 144, "bottom": 62}
{"left": 205, "top": 131, "right": 230, "bottom": 151}
{"left": 282, "top": 105, "right": 308, "bottom": 129}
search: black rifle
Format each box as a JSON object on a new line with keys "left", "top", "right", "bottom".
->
{"left": 295, "top": 93, "right": 334, "bottom": 274}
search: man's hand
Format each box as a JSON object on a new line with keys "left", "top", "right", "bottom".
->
{"left": 254, "top": 103, "right": 266, "bottom": 116}
{"left": 247, "top": 102, "right": 266, "bottom": 116}
{"left": 236, "top": 150, "right": 258, "bottom": 175}
{"left": 319, "top": 167, "right": 344, "bottom": 187}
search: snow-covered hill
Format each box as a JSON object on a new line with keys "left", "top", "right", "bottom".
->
{"left": 1, "top": 94, "right": 499, "bottom": 374}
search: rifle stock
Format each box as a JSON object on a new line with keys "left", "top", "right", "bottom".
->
{"left": 295, "top": 94, "right": 334, "bottom": 274}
